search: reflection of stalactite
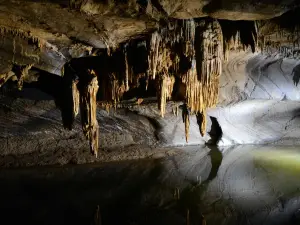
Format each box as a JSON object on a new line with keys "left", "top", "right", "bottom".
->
{"left": 79, "top": 69, "right": 99, "bottom": 157}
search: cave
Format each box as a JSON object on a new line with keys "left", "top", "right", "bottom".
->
{"left": 1, "top": 0, "right": 300, "bottom": 224}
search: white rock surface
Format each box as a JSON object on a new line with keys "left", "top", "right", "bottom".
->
{"left": 206, "top": 50, "right": 300, "bottom": 145}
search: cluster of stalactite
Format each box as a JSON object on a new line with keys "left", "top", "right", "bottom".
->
{"left": 79, "top": 69, "right": 99, "bottom": 157}
{"left": 59, "top": 18, "right": 276, "bottom": 154}
{"left": 63, "top": 63, "right": 99, "bottom": 157}
{"left": 13, "top": 64, "right": 34, "bottom": 90}
{"left": 256, "top": 26, "right": 300, "bottom": 57}
{"left": 0, "top": 64, "right": 33, "bottom": 90}
{"left": 147, "top": 18, "right": 223, "bottom": 142}
{"left": 0, "top": 26, "right": 43, "bottom": 49}
{"left": 157, "top": 74, "right": 175, "bottom": 117}
{"left": 255, "top": 8, "right": 300, "bottom": 58}
{"left": 219, "top": 20, "right": 258, "bottom": 61}
{"left": 61, "top": 42, "right": 149, "bottom": 156}
{"left": 147, "top": 19, "right": 196, "bottom": 120}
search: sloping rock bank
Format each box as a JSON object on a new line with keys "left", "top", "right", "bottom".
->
{"left": 2, "top": 50, "right": 300, "bottom": 166}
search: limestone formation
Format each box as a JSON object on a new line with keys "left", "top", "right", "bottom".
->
{"left": 79, "top": 70, "right": 99, "bottom": 157}
{"left": 0, "top": 0, "right": 300, "bottom": 157}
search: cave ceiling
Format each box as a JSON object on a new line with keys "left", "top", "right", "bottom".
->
{"left": 0, "top": 0, "right": 299, "bottom": 75}
{"left": 1, "top": 0, "right": 300, "bottom": 156}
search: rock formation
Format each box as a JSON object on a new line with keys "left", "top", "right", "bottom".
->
{"left": 0, "top": 0, "right": 300, "bottom": 161}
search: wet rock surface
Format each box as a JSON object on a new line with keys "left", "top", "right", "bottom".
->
{"left": 0, "top": 145, "right": 300, "bottom": 225}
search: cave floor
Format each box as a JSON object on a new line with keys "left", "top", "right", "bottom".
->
{"left": 1, "top": 145, "right": 300, "bottom": 225}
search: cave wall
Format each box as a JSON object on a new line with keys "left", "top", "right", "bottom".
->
{"left": 1, "top": 1, "right": 300, "bottom": 164}
{"left": 0, "top": 87, "right": 210, "bottom": 166}
{"left": 208, "top": 50, "right": 300, "bottom": 145}
{"left": 3, "top": 47, "right": 300, "bottom": 165}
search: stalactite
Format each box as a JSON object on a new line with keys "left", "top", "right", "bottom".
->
{"left": 61, "top": 63, "right": 79, "bottom": 130}
{"left": 148, "top": 30, "right": 175, "bottom": 117}
{"left": 220, "top": 20, "right": 257, "bottom": 57}
{"left": 12, "top": 64, "right": 33, "bottom": 90}
{"left": 124, "top": 44, "right": 131, "bottom": 92}
{"left": 79, "top": 69, "right": 99, "bottom": 157}
{"left": 180, "top": 19, "right": 222, "bottom": 140}
{"left": 200, "top": 112, "right": 206, "bottom": 136}
{"left": 148, "top": 31, "right": 161, "bottom": 80}
{"left": 157, "top": 74, "right": 175, "bottom": 117}
{"left": 0, "top": 71, "right": 15, "bottom": 87}
{"left": 147, "top": 18, "right": 222, "bottom": 141}
{"left": 0, "top": 26, "right": 44, "bottom": 49}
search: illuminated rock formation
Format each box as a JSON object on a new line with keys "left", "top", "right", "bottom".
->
{"left": 1, "top": 0, "right": 300, "bottom": 159}
{"left": 79, "top": 69, "right": 99, "bottom": 157}
{"left": 63, "top": 63, "right": 99, "bottom": 157}
{"left": 147, "top": 19, "right": 223, "bottom": 141}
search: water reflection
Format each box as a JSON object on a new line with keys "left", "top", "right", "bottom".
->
{"left": 0, "top": 145, "right": 300, "bottom": 225}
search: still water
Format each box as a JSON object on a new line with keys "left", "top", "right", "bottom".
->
{"left": 1, "top": 145, "right": 300, "bottom": 225}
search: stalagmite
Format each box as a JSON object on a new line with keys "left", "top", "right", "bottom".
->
{"left": 0, "top": 26, "right": 43, "bottom": 49}
{"left": 79, "top": 69, "right": 99, "bottom": 157}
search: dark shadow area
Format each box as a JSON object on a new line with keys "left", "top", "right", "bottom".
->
{"left": 25, "top": 70, "right": 63, "bottom": 105}
{"left": 195, "top": 112, "right": 203, "bottom": 135}
{"left": 202, "top": 0, "right": 298, "bottom": 17}
{"left": 272, "top": 7, "right": 300, "bottom": 31}
{"left": 219, "top": 20, "right": 257, "bottom": 53}
{"left": 0, "top": 159, "right": 184, "bottom": 225}
{"left": 150, "top": 0, "right": 168, "bottom": 16}
{"left": 292, "top": 64, "right": 300, "bottom": 86}
{"left": 206, "top": 145, "right": 223, "bottom": 182}
{"left": 207, "top": 116, "right": 223, "bottom": 145}
{"left": 173, "top": 145, "right": 223, "bottom": 225}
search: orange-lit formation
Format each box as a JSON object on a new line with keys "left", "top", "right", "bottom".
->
{"left": 61, "top": 18, "right": 262, "bottom": 156}
{"left": 148, "top": 19, "right": 223, "bottom": 141}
